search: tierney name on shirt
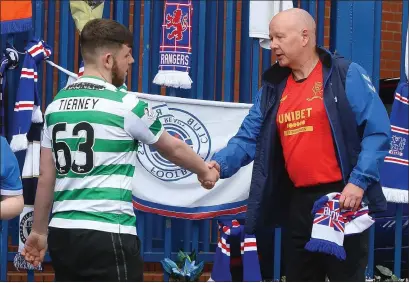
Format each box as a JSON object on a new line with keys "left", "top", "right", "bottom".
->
{"left": 58, "top": 98, "right": 99, "bottom": 111}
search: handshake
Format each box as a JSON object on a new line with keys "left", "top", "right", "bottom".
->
{"left": 198, "top": 161, "right": 221, "bottom": 190}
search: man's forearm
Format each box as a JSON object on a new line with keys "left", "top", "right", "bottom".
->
{"left": 0, "top": 195, "right": 24, "bottom": 220}
{"left": 158, "top": 139, "right": 209, "bottom": 176}
{"left": 32, "top": 177, "right": 55, "bottom": 235}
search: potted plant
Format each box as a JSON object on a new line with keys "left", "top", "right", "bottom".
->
{"left": 161, "top": 249, "right": 205, "bottom": 282}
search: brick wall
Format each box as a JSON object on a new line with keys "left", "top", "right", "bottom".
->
{"left": 323, "top": 1, "right": 403, "bottom": 79}
{"left": 381, "top": 1, "right": 403, "bottom": 78}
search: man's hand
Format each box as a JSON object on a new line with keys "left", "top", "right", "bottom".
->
{"left": 21, "top": 231, "right": 48, "bottom": 267}
{"left": 207, "top": 160, "right": 220, "bottom": 173}
{"left": 198, "top": 167, "right": 220, "bottom": 189}
{"left": 339, "top": 183, "right": 364, "bottom": 211}
{"left": 197, "top": 160, "right": 221, "bottom": 189}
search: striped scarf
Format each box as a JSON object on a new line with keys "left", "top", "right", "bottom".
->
{"left": 305, "top": 192, "right": 375, "bottom": 260}
{"left": 210, "top": 220, "right": 261, "bottom": 282}
{"left": 0, "top": 47, "right": 19, "bottom": 136}
{"left": 9, "top": 39, "right": 51, "bottom": 152}
{"left": 381, "top": 79, "right": 408, "bottom": 203}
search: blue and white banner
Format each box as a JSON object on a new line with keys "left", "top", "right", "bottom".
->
{"left": 130, "top": 92, "right": 253, "bottom": 220}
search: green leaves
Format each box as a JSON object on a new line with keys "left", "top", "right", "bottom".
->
{"left": 373, "top": 265, "right": 407, "bottom": 282}
{"left": 161, "top": 249, "right": 204, "bottom": 282}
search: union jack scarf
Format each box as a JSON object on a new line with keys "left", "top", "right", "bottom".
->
{"left": 305, "top": 192, "right": 375, "bottom": 260}
{"left": 210, "top": 220, "right": 262, "bottom": 282}
{"left": 0, "top": 47, "right": 19, "bottom": 136}
{"left": 9, "top": 39, "right": 51, "bottom": 152}
{"left": 380, "top": 78, "right": 408, "bottom": 203}
{"left": 153, "top": 0, "right": 193, "bottom": 89}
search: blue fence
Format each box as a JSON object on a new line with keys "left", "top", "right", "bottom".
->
{"left": 1, "top": 0, "right": 408, "bottom": 281}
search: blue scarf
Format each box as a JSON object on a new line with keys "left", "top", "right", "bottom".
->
{"left": 0, "top": 47, "right": 19, "bottom": 136}
{"left": 381, "top": 78, "right": 408, "bottom": 203}
{"left": 9, "top": 38, "right": 51, "bottom": 152}
{"left": 210, "top": 220, "right": 262, "bottom": 282}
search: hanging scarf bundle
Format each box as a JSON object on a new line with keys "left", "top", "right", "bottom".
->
{"left": 210, "top": 220, "right": 261, "bottom": 282}
{"left": 9, "top": 39, "right": 51, "bottom": 152}
{"left": 305, "top": 192, "right": 375, "bottom": 260}
{"left": 153, "top": 0, "right": 193, "bottom": 89}
{"left": 0, "top": 47, "right": 19, "bottom": 136}
{"left": 0, "top": 0, "right": 32, "bottom": 34}
{"left": 13, "top": 122, "right": 43, "bottom": 272}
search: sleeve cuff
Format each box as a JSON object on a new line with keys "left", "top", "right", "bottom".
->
{"left": 146, "top": 126, "right": 165, "bottom": 145}
{"left": 348, "top": 171, "right": 373, "bottom": 191}
{"left": 1, "top": 189, "right": 23, "bottom": 196}
{"left": 211, "top": 155, "right": 228, "bottom": 179}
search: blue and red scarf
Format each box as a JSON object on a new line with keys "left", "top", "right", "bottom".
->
{"left": 210, "top": 220, "right": 262, "bottom": 282}
{"left": 9, "top": 39, "right": 51, "bottom": 152}
{"left": 380, "top": 78, "right": 408, "bottom": 203}
{"left": 153, "top": 0, "right": 193, "bottom": 89}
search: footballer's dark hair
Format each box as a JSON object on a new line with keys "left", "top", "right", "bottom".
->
{"left": 80, "top": 18, "right": 133, "bottom": 63}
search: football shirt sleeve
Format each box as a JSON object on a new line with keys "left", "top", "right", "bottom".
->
{"left": 122, "top": 94, "right": 164, "bottom": 144}
{"left": 41, "top": 121, "right": 52, "bottom": 149}
{"left": 0, "top": 137, "right": 23, "bottom": 195}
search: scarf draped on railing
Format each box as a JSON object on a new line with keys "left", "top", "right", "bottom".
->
{"left": 9, "top": 39, "right": 51, "bottom": 152}
{"left": 210, "top": 220, "right": 262, "bottom": 282}
{"left": 380, "top": 79, "right": 408, "bottom": 203}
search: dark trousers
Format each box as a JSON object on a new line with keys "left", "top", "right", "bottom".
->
{"left": 284, "top": 181, "right": 369, "bottom": 282}
{"left": 48, "top": 227, "right": 144, "bottom": 282}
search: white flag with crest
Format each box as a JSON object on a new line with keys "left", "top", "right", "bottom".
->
{"left": 130, "top": 92, "right": 253, "bottom": 220}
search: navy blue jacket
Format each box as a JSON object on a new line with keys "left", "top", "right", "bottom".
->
{"left": 212, "top": 47, "right": 391, "bottom": 233}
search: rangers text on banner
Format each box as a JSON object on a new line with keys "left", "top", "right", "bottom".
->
{"left": 153, "top": 0, "right": 193, "bottom": 89}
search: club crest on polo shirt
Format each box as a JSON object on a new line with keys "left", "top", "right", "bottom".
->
{"left": 306, "top": 81, "right": 323, "bottom": 101}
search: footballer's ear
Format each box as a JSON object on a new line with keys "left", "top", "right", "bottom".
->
{"left": 102, "top": 52, "right": 114, "bottom": 70}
